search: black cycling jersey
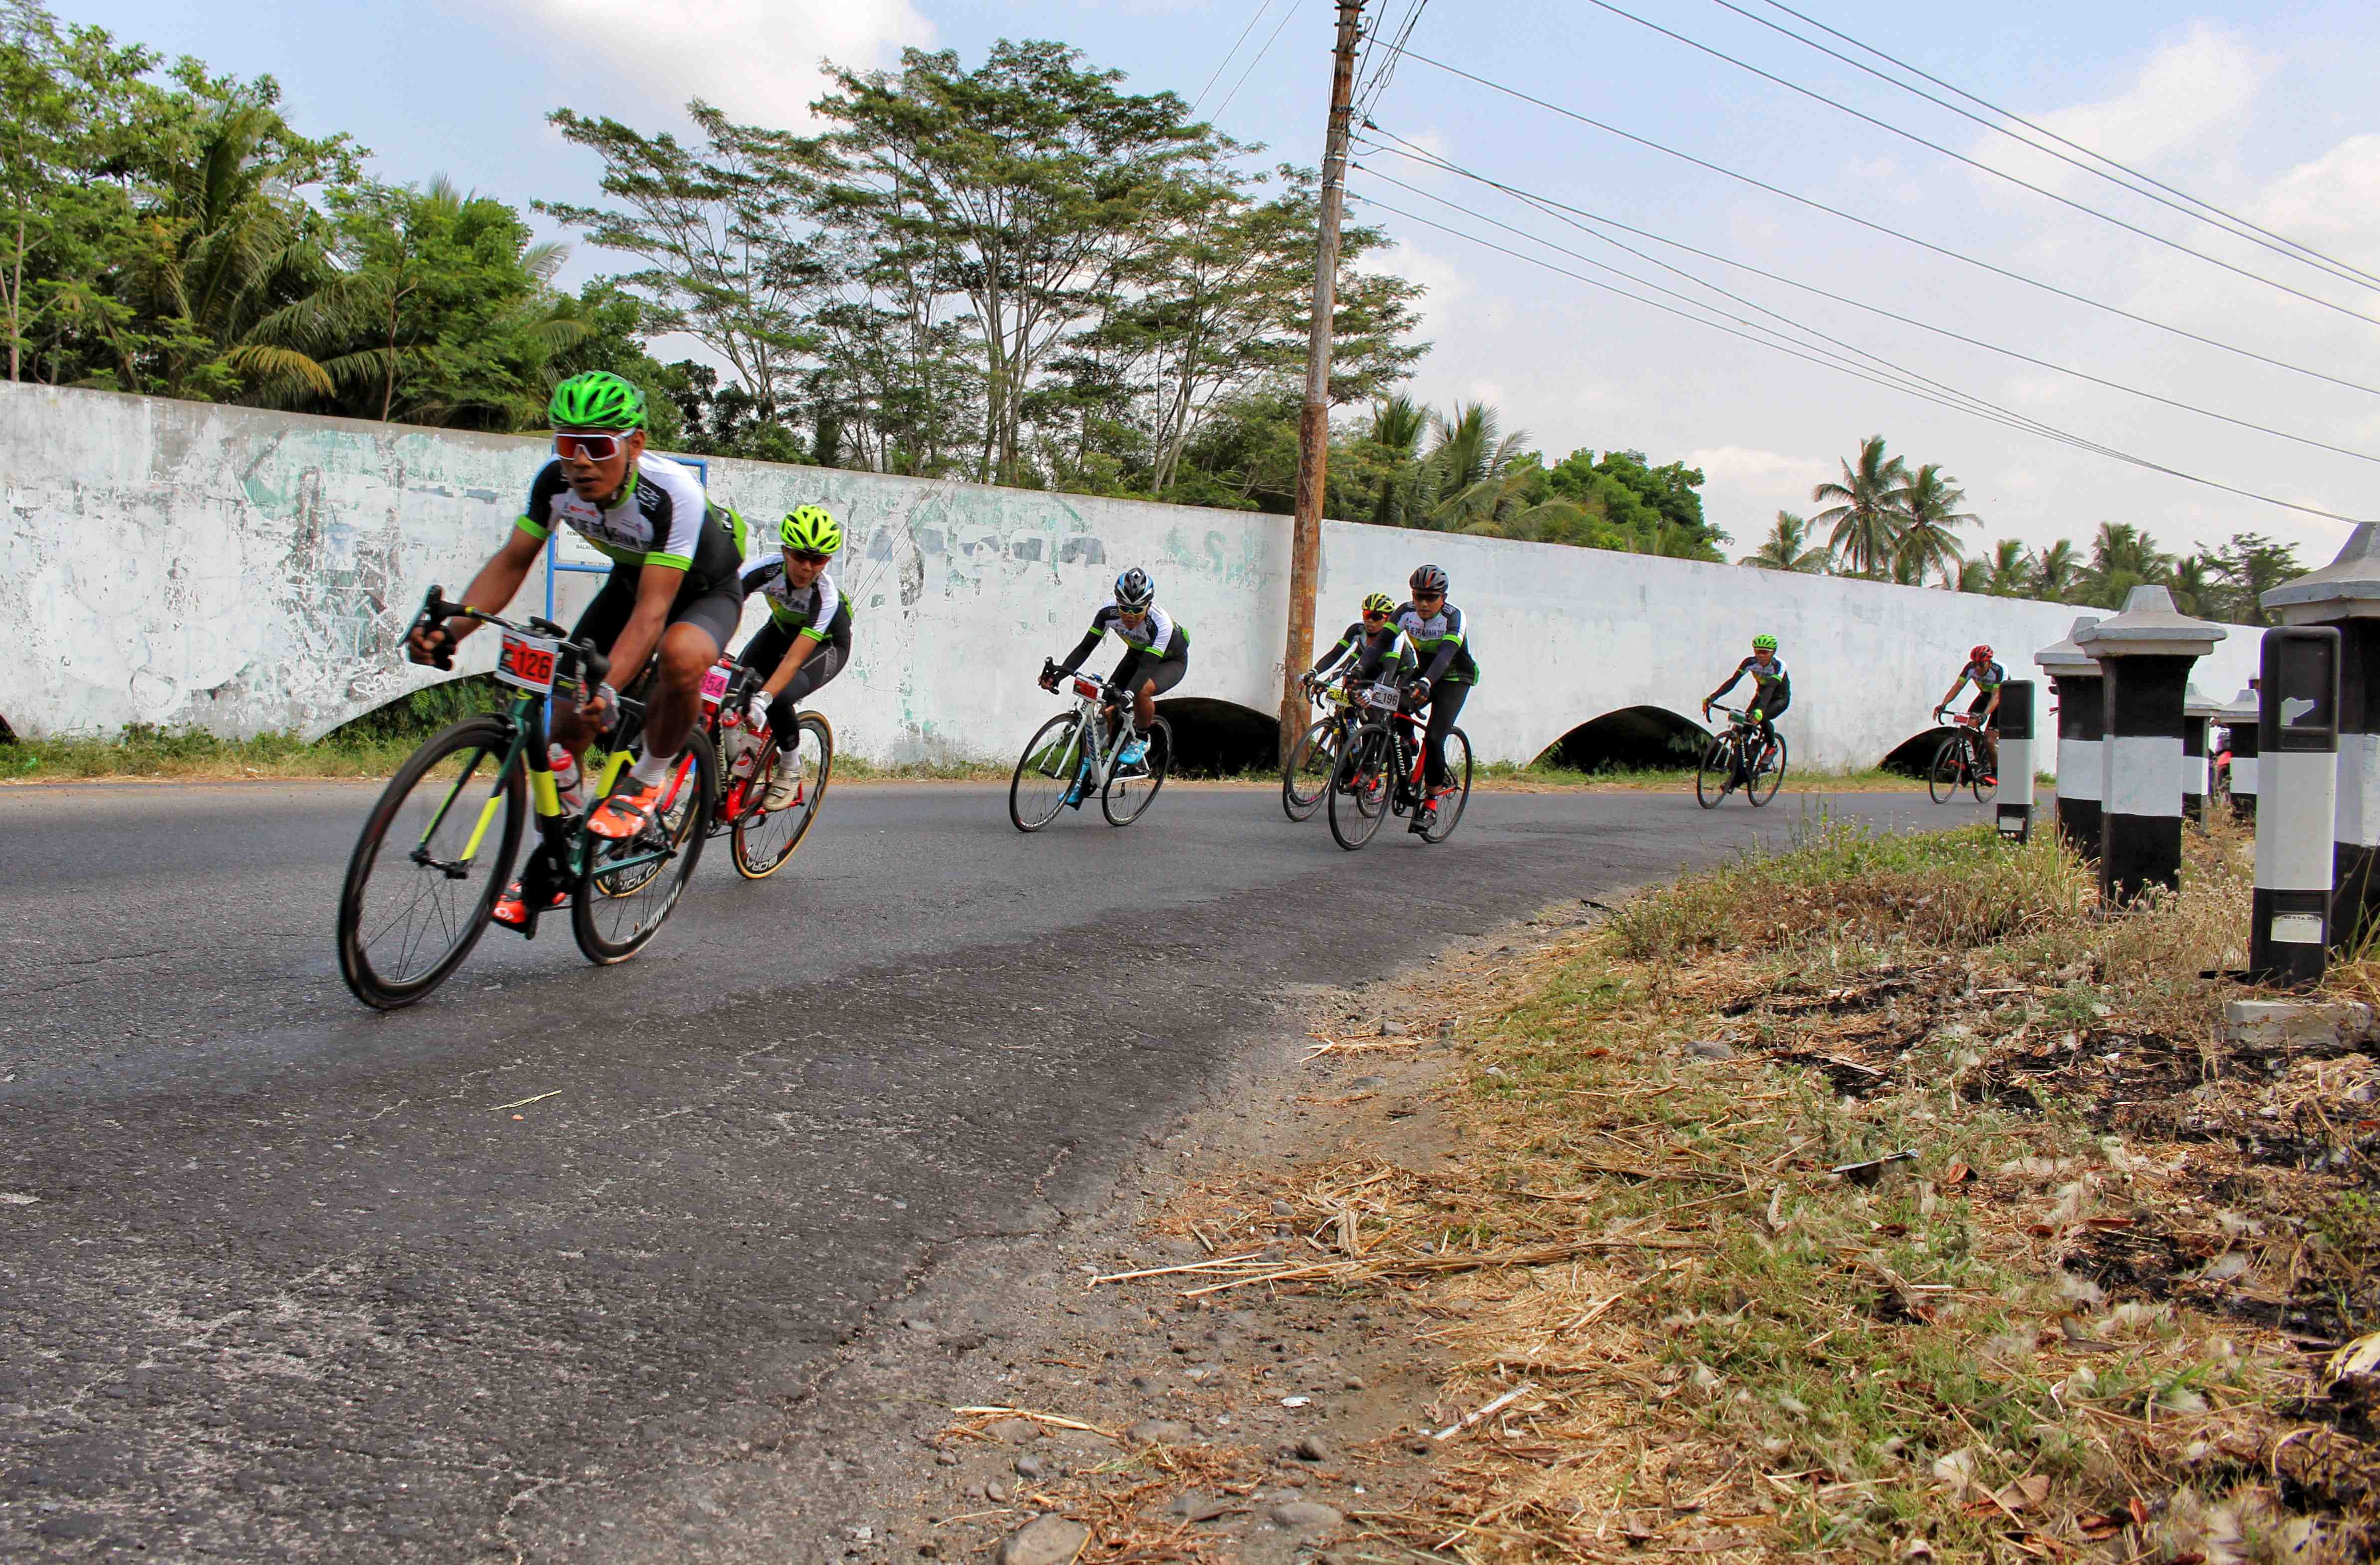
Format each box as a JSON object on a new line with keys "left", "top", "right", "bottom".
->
{"left": 741, "top": 558, "right": 854, "bottom": 654}
{"left": 1709, "top": 654, "right": 1792, "bottom": 717}
{"left": 1395, "top": 602, "right": 1477, "bottom": 687}
{"left": 1312, "top": 620, "right": 1414, "bottom": 682}
{"left": 1059, "top": 600, "right": 1189, "bottom": 674}
{"left": 515, "top": 453, "right": 747, "bottom": 594}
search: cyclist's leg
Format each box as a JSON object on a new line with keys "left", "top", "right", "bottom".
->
{"left": 1970, "top": 693, "right": 1999, "bottom": 774}
{"left": 1134, "top": 655, "right": 1186, "bottom": 731}
{"left": 551, "top": 566, "right": 640, "bottom": 759}
{"left": 766, "top": 642, "right": 848, "bottom": 749}
{"left": 1423, "top": 682, "right": 1468, "bottom": 790}
{"left": 589, "top": 580, "right": 740, "bottom": 835}
{"left": 734, "top": 617, "right": 795, "bottom": 688}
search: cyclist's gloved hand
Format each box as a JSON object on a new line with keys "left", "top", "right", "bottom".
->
{"left": 579, "top": 683, "right": 617, "bottom": 729}
{"left": 407, "top": 621, "right": 455, "bottom": 668}
{"left": 1039, "top": 668, "right": 1060, "bottom": 693}
{"left": 1747, "top": 708, "right": 1763, "bottom": 723}
{"left": 1409, "top": 676, "right": 1431, "bottom": 705}
{"left": 743, "top": 687, "right": 775, "bottom": 726}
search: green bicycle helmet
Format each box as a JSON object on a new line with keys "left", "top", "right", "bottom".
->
{"left": 548, "top": 370, "right": 647, "bottom": 430}
{"left": 1751, "top": 633, "right": 1779, "bottom": 651}
{"left": 1361, "top": 591, "right": 1397, "bottom": 617}
{"left": 779, "top": 505, "right": 842, "bottom": 556}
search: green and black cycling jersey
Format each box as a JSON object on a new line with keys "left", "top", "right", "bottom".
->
{"left": 741, "top": 558, "right": 853, "bottom": 654}
{"left": 1959, "top": 658, "right": 2006, "bottom": 693}
{"left": 1312, "top": 621, "right": 1414, "bottom": 683}
{"left": 1059, "top": 601, "right": 1188, "bottom": 673}
{"left": 1709, "top": 654, "right": 1791, "bottom": 717}
{"left": 515, "top": 452, "right": 747, "bottom": 594}
{"left": 1395, "top": 602, "right": 1477, "bottom": 687}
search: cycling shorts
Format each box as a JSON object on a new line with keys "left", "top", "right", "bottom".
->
{"left": 571, "top": 564, "right": 746, "bottom": 664}
{"left": 1968, "top": 690, "right": 1999, "bottom": 729}
{"left": 1113, "top": 647, "right": 1188, "bottom": 699}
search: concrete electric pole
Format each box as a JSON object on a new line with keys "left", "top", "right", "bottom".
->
{"left": 1280, "top": 0, "right": 1366, "bottom": 760}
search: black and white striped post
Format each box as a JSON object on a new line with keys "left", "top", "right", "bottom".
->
{"left": 2248, "top": 627, "right": 2340, "bottom": 986}
{"left": 2182, "top": 684, "right": 2222, "bottom": 824}
{"left": 2074, "top": 587, "right": 2226, "bottom": 907}
{"left": 2262, "top": 522, "right": 2380, "bottom": 953}
{"left": 2035, "top": 617, "right": 2103, "bottom": 860}
{"left": 1995, "top": 678, "right": 2035, "bottom": 843}
{"left": 2222, "top": 686, "right": 2260, "bottom": 821}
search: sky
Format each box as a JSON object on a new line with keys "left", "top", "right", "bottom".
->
{"left": 56, "top": 0, "right": 2380, "bottom": 567}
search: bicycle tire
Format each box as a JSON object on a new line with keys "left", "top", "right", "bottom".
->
{"left": 1282, "top": 716, "right": 1339, "bottom": 822}
{"left": 336, "top": 715, "right": 524, "bottom": 1010}
{"left": 572, "top": 733, "right": 715, "bottom": 964}
{"left": 1927, "top": 734, "right": 1966, "bottom": 805}
{"left": 1327, "top": 729, "right": 1392, "bottom": 850}
{"left": 733, "top": 713, "right": 834, "bottom": 878}
{"left": 1102, "top": 716, "right": 1172, "bottom": 826}
{"left": 1748, "top": 731, "right": 1787, "bottom": 806}
{"left": 1695, "top": 735, "right": 1732, "bottom": 809}
{"left": 1010, "top": 712, "right": 1083, "bottom": 833}
{"left": 1970, "top": 755, "right": 1998, "bottom": 805}
{"left": 1420, "top": 727, "right": 1474, "bottom": 843}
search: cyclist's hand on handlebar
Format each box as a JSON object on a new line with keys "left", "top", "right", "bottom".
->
{"left": 1408, "top": 676, "right": 1430, "bottom": 704}
{"left": 577, "top": 682, "right": 617, "bottom": 729}
{"left": 406, "top": 620, "right": 456, "bottom": 668}
{"left": 1039, "top": 669, "right": 1060, "bottom": 693}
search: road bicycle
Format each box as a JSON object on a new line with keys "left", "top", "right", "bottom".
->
{"left": 1282, "top": 678, "right": 1364, "bottom": 822}
{"left": 1695, "top": 705, "right": 1787, "bottom": 808}
{"left": 1926, "top": 711, "right": 1999, "bottom": 805}
{"left": 1324, "top": 679, "right": 1473, "bottom": 851}
{"left": 1009, "top": 662, "right": 1174, "bottom": 832}
{"left": 694, "top": 654, "right": 834, "bottom": 879}
{"left": 335, "top": 587, "right": 714, "bottom": 1009}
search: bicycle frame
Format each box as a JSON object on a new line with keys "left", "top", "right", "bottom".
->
{"left": 1044, "top": 665, "right": 1130, "bottom": 793}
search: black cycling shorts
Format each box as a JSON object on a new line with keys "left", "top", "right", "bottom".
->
{"left": 1112, "top": 648, "right": 1188, "bottom": 699}
{"left": 1968, "top": 690, "right": 1999, "bottom": 730}
{"left": 571, "top": 564, "right": 746, "bottom": 665}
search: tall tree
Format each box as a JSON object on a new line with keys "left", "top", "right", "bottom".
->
{"left": 2032, "top": 538, "right": 2080, "bottom": 601}
{"left": 1811, "top": 435, "right": 1907, "bottom": 578}
{"left": 2200, "top": 532, "right": 2306, "bottom": 625}
{"left": 1741, "top": 510, "right": 1831, "bottom": 572}
{"left": 1982, "top": 538, "right": 2030, "bottom": 596}
{"left": 2079, "top": 522, "right": 2174, "bottom": 608}
{"left": 1893, "top": 462, "right": 1978, "bottom": 588}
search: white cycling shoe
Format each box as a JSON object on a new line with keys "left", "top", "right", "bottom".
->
{"left": 761, "top": 749, "right": 807, "bottom": 811}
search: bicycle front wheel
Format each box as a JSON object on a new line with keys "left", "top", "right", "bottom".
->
{"left": 1748, "top": 731, "right": 1787, "bottom": 807}
{"left": 1421, "top": 728, "right": 1474, "bottom": 843}
{"left": 734, "top": 714, "right": 834, "bottom": 879}
{"left": 1102, "top": 716, "right": 1172, "bottom": 826}
{"left": 336, "top": 715, "right": 524, "bottom": 1010}
{"left": 1927, "top": 734, "right": 1966, "bottom": 805}
{"left": 1010, "top": 712, "right": 1084, "bottom": 832}
{"left": 1695, "top": 735, "right": 1732, "bottom": 809}
{"left": 1327, "top": 729, "right": 1392, "bottom": 851}
{"left": 1282, "top": 716, "right": 1339, "bottom": 822}
{"left": 573, "top": 734, "right": 715, "bottom": 964}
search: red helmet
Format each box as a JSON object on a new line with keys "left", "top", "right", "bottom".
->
{"left": 1970, "top": 644, "right": 1993, "bottom": 662}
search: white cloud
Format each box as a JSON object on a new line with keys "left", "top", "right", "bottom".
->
{"left": 500, "top": 0, "right": 935, "bottom": 128}
{"left": 1376, "top": 239, "right": 1475, "bottom": 326}
{"left": 1685, "top": 446, "right": 1834, "bottom": 540}
{"left": 2252, "top": 132, "right": 2380, "bottom": 255}
{"left": 2021, "top": 23, "right": 2274, "bottom": 174}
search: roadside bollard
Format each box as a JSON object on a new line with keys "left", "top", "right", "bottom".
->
{"left": 2262, "top": 521, "right": 2380, "bottom": 952}
{"left": 2035, "top": 618, "right": 2103, "bottom": 860}
{"left": 2249, "top": 627, "right": 2340, "bottom": 985}
{"left": 2076, "top": 588, "right": 2226, "bottom": 906}
{"left": 2182, "top": 684, "right": 2221, "bottom": 824}
{"left": 2223, "top": 685, "right": 2260, "bottom": 820}
{"left": 1996, "top": 679, "right": 2035, "bottom": 843}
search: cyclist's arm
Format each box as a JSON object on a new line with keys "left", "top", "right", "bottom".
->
{"left": 1056, "top": 626, "right": 1104, "bottom": 676}
{"left": 1705, "top": 665, "right": 1745, "bottom": 706}
{"left": 426, "top": 529, "right": 543, "bottom": 650}
{"left": 1414, "top": 608, "right": 1465, "bottom": 688}
{"left": 604, "top": 563, "right": 688, "bottom": 696}
{"left": 1936, "top": 676, "right": 1968, "bottom": 710}
{"left": 1311, "top": 625, "right": 1358, "bottom": 678}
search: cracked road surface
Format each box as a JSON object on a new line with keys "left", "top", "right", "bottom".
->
{"left": 0, "top": 779, "right": 1985, "bottom": 1559}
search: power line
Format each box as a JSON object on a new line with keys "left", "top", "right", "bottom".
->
{"left": 1383, "top": 45, "right": 2380, "bottom": 401}
{"left": 1352, "top": 0, "right": 1428, "bottom": 120}
{"left": 1571, "top": 0, "right": 2380, "bottom": 323}
{"left": 1738, "top": 0, "right": 2380, "bottom": 294}
{"left": 1356, "top": 130, "right": 2380, "bottom": 465}
{"left": 1344, "top": 188, "right": 2371, "bottom": 524}
{"left": 1190, "top": 0, "right": 1280, "bottom": 117}
{"left": 1209, "top": 1, "right": 1301, "bottom": 124}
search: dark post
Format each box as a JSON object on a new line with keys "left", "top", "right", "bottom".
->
{"left": 2222, "top": 686, "right": 2261, "bottom": 820}
{"left": 2075, "top": 587, "right": 2226, "bottom": 906}
{"left": 2181, "top": 683, "right": 2220, "bottom": 824}
{"left": 2249, "top": 627, "right": 2340, "bottom": 985}
{"left": 2034, "top": 617, "right": 2103, "bottom": 860}
{"left": 2261, "top": 522, "right": 2380, "bottom": 951}
{"left": 1996, "top": 679, "right": 2035, "bottom": 843}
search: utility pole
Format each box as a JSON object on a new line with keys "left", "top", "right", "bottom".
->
{"left": 1280, "top": 0, "right": 1365, "bottom": 760}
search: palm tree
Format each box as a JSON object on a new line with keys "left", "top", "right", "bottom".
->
{"left": 1740, "top": 510, "right": 1831, "bottom": 572}
{"left": 2031, "top": 539, "right": 2079, "bottom": 601}
{"left": 2079, "top": 522, "right": 2175, "bottom": 607}
{"left": 1365, "top": 394, "right": 1427, "bottom": 527}
{"left": 1810, "top": 435, "right": 1908, "bottom": 577}
{"left": 1984, "top": 539, "right": 2030, "bottom": 597}
{"left": 1958, "top": 558, "right": 1992, "bottom": 593}
{"left": 1419, "top": 401, "right": 1532, "bottom": 530}
{"left": 1892, "top": 463, "right": 1979, "bottom": 588}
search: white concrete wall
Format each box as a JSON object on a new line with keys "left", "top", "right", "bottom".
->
{"left": 0, "top": 382, "right": 2264, "bottom": 768}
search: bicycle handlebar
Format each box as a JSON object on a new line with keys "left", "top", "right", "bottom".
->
{"left": 409, "top": 585, "right": 610, "bottom": 689}
{"left": 1039, "top": 658, "right": 1117, "bottom": 692}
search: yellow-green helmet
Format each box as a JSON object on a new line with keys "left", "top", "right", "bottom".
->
{"left": 780, "top": 505, "right": 841, "bottom": 556}
{"left": 1752, "top": 633, "right": 1778, "bottom": 652}
{"left": 547, "top": 370, "right": 646, "bottom": 430}
{"left": 1362, "top": 592, "right": 1396, "bottom": 617}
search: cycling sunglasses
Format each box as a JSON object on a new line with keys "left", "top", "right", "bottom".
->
{"left": 1410, "top": 591, "right": 1445, "bottom": 606}
{"left": 1362, "top": 610, "right": 1390, "bottom": 622}
{"left": 785, "top": 549, "right": 831, "bottom": 565}
{"left": 553, "top": 431, "right": 630, "bottom": 461}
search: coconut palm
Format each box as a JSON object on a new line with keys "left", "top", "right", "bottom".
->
{"left": 1984, "top": 539, "right": 2030, "bottom": 597}
{"left": 1892, "top": 463, "right": 1979, "bottom": 588}
{"left": 2031, "top": 539, "right": 2079, "bottom": 601}
{"left": 1419, "top": 401, "right": 1531, "bottom": 530}
{"left": 1741, "top": 510, "right": 1832, "bottom": 572}
{"left": 1810, "top": 435, "right": 1907, "bottom": 578}
{"left": 2078, "top": 522, "right": 2175, "bottom": 608}
{"left": 1957, "top": 558, "right": 1992, "bottom": 593}
{"left": 1364, "top": 393, "right": 1427, "bottom": 527}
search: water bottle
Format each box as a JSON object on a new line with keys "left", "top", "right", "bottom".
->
{"left": 724, "top": 710, "right": 763, "bottom": 782}
{"left": 547, "top": 743, "right": 585, "bottom": 812}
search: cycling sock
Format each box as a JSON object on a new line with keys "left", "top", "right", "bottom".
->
{"left": 629, "top": 746, "right": 678, "bottom": 788}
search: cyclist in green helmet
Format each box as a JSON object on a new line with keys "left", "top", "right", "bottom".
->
{"left": 736, "top": 505, "right": 854, "bottom": 809}
{"left": 407, "top": 370, "right": 749, "bottom": 928}
{"left": 1703, "top": 633, "right": 1792, "bottom": 763}
{"left": 1302, "top": 591, "right": 1415, "bottom": 693}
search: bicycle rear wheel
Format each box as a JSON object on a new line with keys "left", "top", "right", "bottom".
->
{"left": 573, "top": 734, "right": 715, "bottom": 964}
{"left": 1969, "top": 741, "right": 1999, "bottom": 805}
{"left": 1282, "top": 716, "right": 1339, "bottom": 822}
{"left": 1327, "top": 729, "right": 1392, "bottom": 850}
{"left": 1420, "top": 728, "right": 1474, "bottom": 843}
{"left": 1102, "top": 716, "right": 1172, "bottom": 826}
{"left": 733, "top": 713, "right": 834, "bottom": 878}
{"left": 1010, "top": 712, "right": 1084, "bottom": 832}
{"left": 1695, "top": 735, "right": 1733, "bottom": 809}
{"left": 1747, "top": 731, "right": 1787, "bottom": 807}
{"left": 1927, "top": 734, "right": 1966, "bottom": 805}
{"left": 337, "top": 716, "right": 524, "bottom": 1010}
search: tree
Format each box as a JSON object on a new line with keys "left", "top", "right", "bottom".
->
{"left": 2200, "top": 532, "right": 2307, "bottom": 625}
{"left": 1811, "top": 435, "right": 1907, "bottom": 578}
{"left": 1741, "top": 510, "right": 1830, "bottom": 572}
{"left": 2078, "top": 522, "right": 2174, "bottom": 608}
{"left": 1981, "top": 539, "right": 2030, "bottom": 596}
{"left": 2031, "top": 538, "right": 2080, "bottom": 601}
{"left": 1892, "top": 463, "right": 1978, "bottom": 588}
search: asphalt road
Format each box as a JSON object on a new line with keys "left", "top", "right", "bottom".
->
{"left": 0, "top": 779, "right": 1988, "bottom": 1560}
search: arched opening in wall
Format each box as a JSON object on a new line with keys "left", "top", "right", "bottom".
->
{"left": 1533, "top": 706, "right": 1709, "bottom": 775}
{"left": 0, "top": 709, "right": 15, "bottom": 745}
{"left": 1157, "top": 697, "right": 1279, "bottom": 777}
{"left": 1879, "top": 728, "right": 1950, "bottom": 777}
{"left": 319, "top": 675, "right": 511, "bottom": 752}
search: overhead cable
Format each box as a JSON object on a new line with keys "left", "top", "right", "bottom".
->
{"left": 1210, "top": 0, "right": 1300, "bottom": 123}
{"left": 1381, "top": 47, "right": 2380, "bottom": 401}
{"left": 1190, "top": 0, "right": 1280, "bottom": 117}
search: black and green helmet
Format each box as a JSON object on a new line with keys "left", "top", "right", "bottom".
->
{"left": 548, "top": 371, "right": 647, "bottom": 431}
{"left": 780, "top": 505, "right": 841, "bottom": 555}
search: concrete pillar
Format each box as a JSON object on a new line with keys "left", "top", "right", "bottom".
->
{"left": 2181, "top": 684, "right": 2221, "bottom": 824}
{"left": 2261, "top": 522, "right": 2380, "bottom": 951}
{"left": 2075, "top": 588, "right": 2226, "bottom": 906}
{"left": 2248, "top": 627, "right": 2340, "bottom": 985}
{"left": 2222, "top": 686, "right": 2260, "bottom": 820}
{"left": 1996, "top": 679, "right": 2036, "bottom": 843}
{"left": 2035, "top": 618, "right": 2103, "bottom": 860}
